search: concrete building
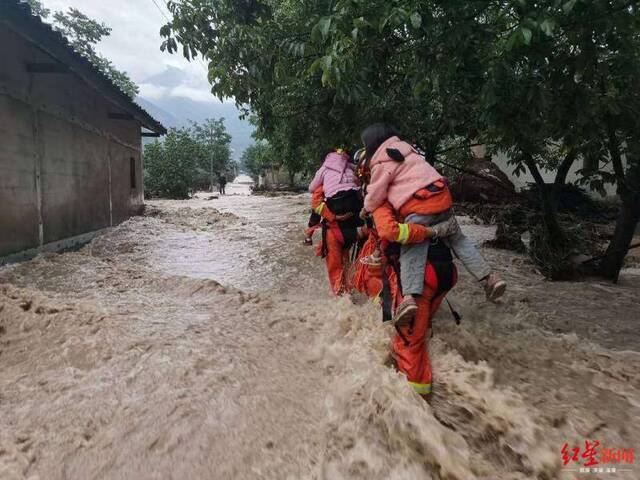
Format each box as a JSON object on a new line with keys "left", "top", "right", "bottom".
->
{"left": 0, "top": 1, "right": 166, "bottom": 262}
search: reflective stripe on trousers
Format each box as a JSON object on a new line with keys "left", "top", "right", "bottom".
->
{"left": 408, "top": 381, "right": 432, "bottom": 395}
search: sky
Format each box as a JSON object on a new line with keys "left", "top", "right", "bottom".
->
{"left": 39, "top": 0, "right": 221, "bottom": 105}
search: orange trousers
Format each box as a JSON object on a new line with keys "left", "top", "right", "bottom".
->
{"left": 392, "top": 263, "right": 456, "bottom": 396}
{"left": 324, "top": 227, "right": 350, "bottom": 295}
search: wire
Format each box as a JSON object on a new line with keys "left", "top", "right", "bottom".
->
{"left": 149, "top": 0, "right": 170, "bottom": 22}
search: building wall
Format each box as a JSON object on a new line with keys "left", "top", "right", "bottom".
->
{"left": 471, "top": 145, "right": 622, "bottom": 198}
{"left": 0, "top": 95, "right": 40, "bottom": 255}
{"left": 0, "top": 26, "right": 144, "bottom": 259}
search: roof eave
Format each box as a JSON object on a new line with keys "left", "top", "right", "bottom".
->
{"left": 0, "top": 1, "right": 167, "bottom": 135}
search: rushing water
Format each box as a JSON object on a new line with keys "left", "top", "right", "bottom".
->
{"left": 0, "top": 194, "right": 638, "bottom": 480}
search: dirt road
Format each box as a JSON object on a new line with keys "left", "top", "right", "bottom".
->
{"left": 1, "top": 195, "right": 638, "bottom": 479}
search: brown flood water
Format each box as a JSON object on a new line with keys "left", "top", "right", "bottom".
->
{"left": 1, "top": 194, "right": 639, "bottom": 480}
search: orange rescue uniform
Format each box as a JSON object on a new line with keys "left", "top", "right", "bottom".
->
{"left": 310, "top": 187, "right": 358, "bottom": 295}
{"left": 355, "top": 201, "right": 457, "bottom": 397}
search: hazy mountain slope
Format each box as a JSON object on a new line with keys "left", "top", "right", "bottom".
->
{"left": 137, "top": 67, "right": 255, "bottom": 158}
{"left": 136, "top": 97, "right": 182, "bottom": 129}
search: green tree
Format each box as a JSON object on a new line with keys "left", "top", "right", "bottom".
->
{"left": 190, "top": 118, "right": 232, "bottom": 191}
{"left": 241, "top": 141, "right": 276, "bottom": 180}
{"left": 144, "top": 128, "right": 201, "bottom": 199}
{"left": 477, "top": 0, "right": 640, "bottom": 279}
{"left": 25, "top": 0, "right": 49, "bottom": 17}
{"left": 144, "top": 120, "right": 235, "bottom": 197}
{"left": 161, "top": 0, "right": 640, "bottom": 280}
{"left": 26, "top": 0, "right": 139, "bottom": 98}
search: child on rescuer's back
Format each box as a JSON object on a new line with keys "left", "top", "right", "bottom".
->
{"left": 303, "top": 149, "right": 362, "bottom": 245}
{"left": 360, "top": 123, "right": 507, "bottom": 325}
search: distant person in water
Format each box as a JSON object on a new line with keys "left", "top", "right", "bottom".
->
{"left": 218, "top": 174, "right": 227, "bottom": 195}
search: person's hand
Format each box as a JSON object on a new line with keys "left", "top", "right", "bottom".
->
{"left": 414, "top": 225, "right": 431, "bottom": 243}
{"left": 359, "top": 208, "right": 369, "bottom": 220}
{"left": 335, "top": 212, "right": 354, "bottom": 221}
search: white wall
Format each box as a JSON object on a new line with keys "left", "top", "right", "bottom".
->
{"left": 471, "top": 145, "right": 622, "bottom": 198}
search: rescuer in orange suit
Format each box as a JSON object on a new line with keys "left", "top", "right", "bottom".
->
{"left": 354, "top": 200, "right": 459, "bottom": 400}
{"left": 309, "top": 186, "right": 365, "bottom": 295}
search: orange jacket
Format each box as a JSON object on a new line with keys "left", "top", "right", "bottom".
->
{"left": 372, "top": 201, "right": 432, "bottom": 245}
{"left": 397, "top": 180, "right": 453, "bottom": 219}
{"left": 310, "top": 187, "right": 336, "bottom": 223}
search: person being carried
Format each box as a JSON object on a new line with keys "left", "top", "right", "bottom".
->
{"left": 303, "top": 149, "right": 365, "bottom": 295}
{"left": 360, "top": 123, "right": 507, "bottom": 325}
{"left": 303, "top": 148, "right": 362, "bottom": 245}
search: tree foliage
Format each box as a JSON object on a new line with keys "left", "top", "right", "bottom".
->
{"left": 160, "top": 0, "right": 640, "bottom": 279}
{"left": 144, "top": 119, "right": 234, "bottom": 198}
{"left": 190, "top": 118, "right": 233, "bottom": 190}
{"left": 144, "top": 129, "right": 200, "bottom": 199}
{"left": 26, "top": 0, "right": 139, "bottom": 98}
{"left": 240, "top": 142, "right": 276, "bottom": 180}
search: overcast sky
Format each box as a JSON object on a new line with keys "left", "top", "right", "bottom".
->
{"left": 39, "top": 0, "right": 220, "bottom": 104}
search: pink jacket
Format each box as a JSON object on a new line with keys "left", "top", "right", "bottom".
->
{"left": 308, "top": 152, "right": 359, "bottom": 198}
{"left": 364, "top": 136, "right": 443, "bottom": 212}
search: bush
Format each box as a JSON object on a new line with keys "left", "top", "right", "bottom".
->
{"left": 529, "top": 219, "right": 601, "bottom": 281}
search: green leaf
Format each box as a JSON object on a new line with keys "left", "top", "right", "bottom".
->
{"left": 410, "top": 12, "right": 422, "bottom": 29}
{"left": 413, "top": 79, "right": 429, "bottom": 96}
{"left": 321, "top": 68, "right": 331, "bottom": 86}
{"left": 521, "top": 27, "right": 532, "bottom": 45}
{"left": 318, "top": 17, "right": 331, "bottom": 40}
{"left": 353, "top": 17, "right": 367, "bottom": 29}
{"left": 540, "top": 19, "right": 554, "bottom": 36}
{"left": 563, "top": 0, "right": 577, "bottom": 13}
{"left": 310, "top": 23, "right": 321, "bottom": 43}
{"left": 505, "top": 31, "right": 520, "bottom": 51}
{"left": 380, "top": 14, "right": 391, "bottom": 31}
{"left": 308, "top": 58, "right": 322, "bottom": 75}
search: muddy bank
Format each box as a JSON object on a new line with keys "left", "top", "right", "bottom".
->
{"left": 0, "top": 196, "right": 638, "bottom": 479}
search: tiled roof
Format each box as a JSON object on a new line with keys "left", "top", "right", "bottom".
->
{"left": 0, "top": 0, "right": 167, "bottom": 134}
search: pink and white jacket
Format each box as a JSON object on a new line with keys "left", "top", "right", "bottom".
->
{"left": 364, "top": 136, "right": 443, "bottom": 212}
{"left": 308, "top": 151, "right": 359, "bottom": 199}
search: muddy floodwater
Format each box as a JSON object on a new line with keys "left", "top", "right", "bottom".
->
{"left": 1, "top": 194, "right": 639, "bottom": 480}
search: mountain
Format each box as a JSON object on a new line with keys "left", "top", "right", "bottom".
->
{"left": 136, "top": 97, "right": 182, "bottom": 129}
{"left": 136, "top": 67, "right": 255, "bottom": 158}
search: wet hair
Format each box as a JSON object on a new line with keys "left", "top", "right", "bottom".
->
{"left": 361, "top": 123, "right": 399, "bottom": 160}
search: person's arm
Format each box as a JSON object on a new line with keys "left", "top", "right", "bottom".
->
{"left": 372, "top": 202, "right": 432, "bottom": 244}
{"left": 310, "top": 187, "right": 336, "bottom": 222}
{"left": 308, "top": 168, "right": 324, "bottom": 193}
{"left": 363, "top": 163, "right": 394, "bottom": 213}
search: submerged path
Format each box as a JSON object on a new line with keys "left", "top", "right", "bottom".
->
{"left": 1, "top": 194, "right": 639, "bottom": 480}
